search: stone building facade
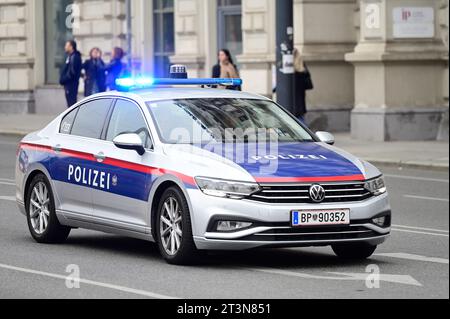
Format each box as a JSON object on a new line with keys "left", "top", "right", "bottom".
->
{"left": 0, "top": 0, "right": 448, "bottom": 141}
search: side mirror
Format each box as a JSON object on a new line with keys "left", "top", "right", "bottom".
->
{"left": 113, "top": 133, "right": 146, "bottom": 155}
{"left": 316, "top": 131, "right": 335, "bottom": 145}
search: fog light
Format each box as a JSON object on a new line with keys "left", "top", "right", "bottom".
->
{"left": 372, "top": 216, "right": 386, "bottom": 227}
{"left": 216, "top": 221, "right": 252, "bottom": 232}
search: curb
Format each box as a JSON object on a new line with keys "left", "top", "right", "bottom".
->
{"left": 0, "top": 131, "right": 28, "bottom": 138}
{"left": 362, "top": 159, "right": 449, "bottom": 171}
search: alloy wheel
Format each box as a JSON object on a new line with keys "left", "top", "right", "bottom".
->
{"left": 159, "top": 196, "right": 183, "bottom": 256}
{"left": 29, "top": 182, "right": 50, "bottom": 235}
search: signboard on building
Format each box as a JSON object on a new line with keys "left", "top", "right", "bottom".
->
{"left": 393, "top": 7, "right": 435, "bottom": 39}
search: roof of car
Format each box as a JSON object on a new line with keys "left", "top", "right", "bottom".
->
{"left": 104, "top": 87, "right": 271, "bottom": 103}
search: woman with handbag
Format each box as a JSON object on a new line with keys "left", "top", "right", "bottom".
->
{"left": 293, "top": 49, "right": 314, "bottom": 123}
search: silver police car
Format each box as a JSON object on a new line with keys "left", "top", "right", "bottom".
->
{"left": 15, "top": 67, "right": 391, "bottom": 265}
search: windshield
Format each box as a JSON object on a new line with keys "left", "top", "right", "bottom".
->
{"left": 146, "top": 98, "right": 315, "bottom": 144}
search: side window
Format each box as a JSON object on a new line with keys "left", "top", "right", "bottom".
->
{"left": 106, "top": 99, "right": 152, "bottom": 149}
{"left": 59, "top": 108, "right": 78, "bottom": 134}
{"left": 71, "top": 99, "right": 112, "bottom": 139}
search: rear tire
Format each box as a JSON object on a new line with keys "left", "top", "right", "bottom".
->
{"left": 332, "top": 243, "right": 377, "bottom": 260}
{"left": 155, "top": 187, "right": 198, "bottom": 265}
{"left": 26, "top": 174, "right": 71, "bottom": 244}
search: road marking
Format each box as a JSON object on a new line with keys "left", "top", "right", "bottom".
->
{"left": 328, "top": 272, "right": 422, "bottom": 287}
{"left": 0, "top": 196, "right": 15, "bottom": 202}
{"left": 403, "top": 195, "right": 449, "bottom": 203}
{"left": 0, "top": 178, "right": 14, "bottom": 186}
{"left": 374, "top": 253, "right": 448, "bottom": 264}
{"left": 247, "top": 267, "right": 421, "bottom": 286}
{"left": 0, "top": 262, "right": 177, "bottom": 299}
{"left": 391, "top": 228, "right": 449, "bottom": 237}
{"left": 393, "top": 224, "right": 449, "bottom": 234}
{"left": 0, "top": 181, "right": 15, "bottom": 186}
{"left": 385, "top": 174, "right": 449, "bottom": 184}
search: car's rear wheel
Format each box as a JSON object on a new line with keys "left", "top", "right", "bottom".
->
{"left": 26, "top": 174, "right": 71, "bottom": 243}
{"left": 156, "top": 187, "right": 198, "bottom": 265}
{"left": 332, "top": 243, "right": 377, "bottom": 260}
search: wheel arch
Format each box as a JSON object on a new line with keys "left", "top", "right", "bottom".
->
{"left": 148, "top": 176, "right": 194, "bottom": 240}
{"left": 23, "top": 165, "right": 52, "bottom": 203}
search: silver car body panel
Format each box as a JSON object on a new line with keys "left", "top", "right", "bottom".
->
{"left": 15, "top": 88, "right": 391, "bottom": 250}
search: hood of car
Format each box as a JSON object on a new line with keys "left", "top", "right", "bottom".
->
{"left": 164, "top": 142, "right": 370, "bottom": 183}
{"left": 206, "top": 142, "right": 365, "bottom": 183}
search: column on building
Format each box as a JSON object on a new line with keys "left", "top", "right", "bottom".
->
{"left": 75, "top": 0, "right": 154, "bottom": 77}
{"left": 34, "top": 0, "right": 128, "bottom": 114}
{"left": 438, "top": 0, "right": 449, "bottom": 141}
{"left": 171, "top": 0, "right": 215, "bottom": 77}
{"left": 73, "top": 0, "right": 126, "bottom": 64}
{"left": 237, "top": 0, "right": 275, "bottom": 97}
{"left": 0, "top": 0, "right": 34, "bottom": 113}
{"left": 346, "top": 0, "right": 448, "bottom": 141}
{"left": 294, "top": 0, "right": 357, "bottom": 132}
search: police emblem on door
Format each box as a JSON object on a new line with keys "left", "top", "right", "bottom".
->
{"left": 112, "top": 175, "right": 118, "bottom": 187}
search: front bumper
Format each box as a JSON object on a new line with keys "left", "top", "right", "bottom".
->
{"left": 187, "top": 189, "right": 391, "bottom": 250}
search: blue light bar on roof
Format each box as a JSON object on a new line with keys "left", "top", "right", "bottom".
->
{"left": 115, "top": 77, "right": 243, "bottom": 91}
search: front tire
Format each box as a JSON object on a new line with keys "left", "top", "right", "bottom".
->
{"left": 156, "top": 187, "right": 198, "bottom": 265}
{"left": 332, "top": 243, "right": 377, "bottom": 260}
{"left": 26, "top": 174, "right": 71, "bottom": 243}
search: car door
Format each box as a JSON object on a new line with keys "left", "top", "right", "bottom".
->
{"left": 50, "top": 98, "right": 114, "bottom": 218}
{"left": 90, "top": 98, "right": 154, "bottom": 233}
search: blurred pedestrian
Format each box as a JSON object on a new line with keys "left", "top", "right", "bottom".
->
{"left": 293, "top": 49, "right": 314, "bottom": 123}
{"left": 212, "top": 49, "right": 241, "bottom": 91}
{"left": 59, "top": 40, "right": 82, "bottom": 107}
{"left": 105, "top": 47, "right": 125, "bottom": 91}
{"left": 82, "top": 47, "right": 106, "bottom": 97}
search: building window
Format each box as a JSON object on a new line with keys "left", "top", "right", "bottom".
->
{"left": 217, "top": 0, "right": 242, "bottom": 61}
{"left": 153, "top": 0, "right": 175, "bottom": 77}
{"left": 44, "top": 0, "right": 74, "bottom": 84}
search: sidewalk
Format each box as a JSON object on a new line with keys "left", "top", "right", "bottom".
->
{"left": 334, "top": 133, "right": 449, "bottom": 170}
{"left": 0, "top": 114, "right": 448, "bottom": 169}
{"left": 0, "top": 114, "right": 55, "bottom": 137}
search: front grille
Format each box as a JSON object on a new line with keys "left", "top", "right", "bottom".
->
{"left": 243, "top": 225, "right": 379, "bottom": 242}
{"left": 249, "top": 182, "right": 373, "bottom": 204}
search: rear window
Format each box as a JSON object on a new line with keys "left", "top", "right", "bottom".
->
{"left": 70, "top": 99, "right": 112, "bottom": 139}
{"left": 59, "top": 108, "right": 78, "bottom": 134}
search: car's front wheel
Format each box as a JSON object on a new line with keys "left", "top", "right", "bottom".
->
{"left": 156, "top": 187, "right": 198, "bottom": 265}
{"left": 332, "top": 243, "right": 377, "bottom": 260}
{"left": 26, "top": 173, "right": 71, "bottom": 243}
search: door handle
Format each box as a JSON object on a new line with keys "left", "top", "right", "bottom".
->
{"left": 52, "top": 144, "right": 62, "bottom": 153}
{"left": 94, "top": 152, "right": 106, "bottom": 163}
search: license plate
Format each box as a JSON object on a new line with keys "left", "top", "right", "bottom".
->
{"left": 291, "top": 209, "right": 350, "bottom": 227}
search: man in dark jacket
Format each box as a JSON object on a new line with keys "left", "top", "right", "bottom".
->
{"left": 59, "top": 40, "right": 82, "bottom": 107}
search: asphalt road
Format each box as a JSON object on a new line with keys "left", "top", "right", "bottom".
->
{"left": 0, "top": 135, "right": 448, "bottom": 299}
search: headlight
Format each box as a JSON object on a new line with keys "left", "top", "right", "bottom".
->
{"left": 364, "top": 176, "right": 387, "bottom": 196}
{"left": 195, "top": 177, "right": 260, "bottom": 199}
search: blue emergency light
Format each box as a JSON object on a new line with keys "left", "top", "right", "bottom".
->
{"left": 115, "top": 64, "right": 243, "bottom": 92}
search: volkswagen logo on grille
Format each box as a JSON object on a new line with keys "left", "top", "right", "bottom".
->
{"left": 309, "top": 184, "right": 326, "bottom": 203}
